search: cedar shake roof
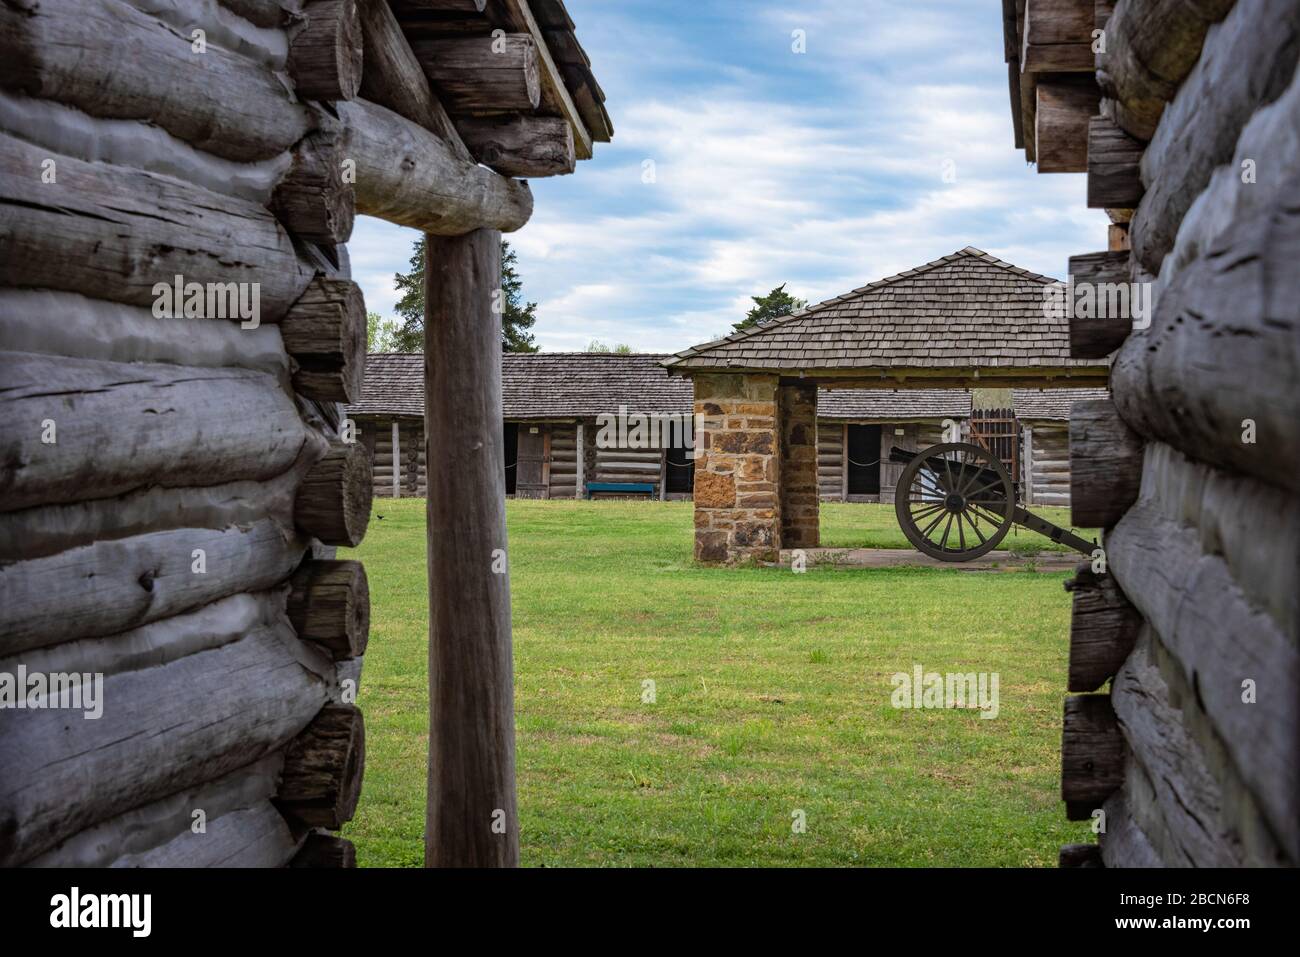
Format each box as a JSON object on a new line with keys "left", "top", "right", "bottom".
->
{"left": 663, "top": 247, "right": 1109, "bottom": 376}
{"left": 820, "top": 389, "right": 971, "bottom": 420}
{"left": 347, "top": 354, "right": 974, "bottom": 421}
{"left": 1012, "top": 388, "right": 1112, "bottom": 421}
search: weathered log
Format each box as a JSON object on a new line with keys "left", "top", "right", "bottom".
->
{"left": 357, "top": 0, "right": 473, "bottom": 161}
{"left": 1111, "top": 635, "right": 1247, "bottom": 867}
{"left": 0, "top": 520, "right": 309, "bottom": 658}
{"left": 424, "top": 229, "right": 519, "bottom": 867}
{"left": 0, "top": 289, "right": 286, "bottom": 373}
{"left": 339, "top": 97, "right": 532, "bottom": 233}
{"left": 1058, "top": 843, "right": 1104, "bottom": 867}
{"left": 1069, "top": 398, "right": 1143, "bottom": 528}
{"left": 0, "top": 352, "right": 320, "bottom": 513}
{"left": 1107, "top": 223, "right": 1130, "bottom": 250}
{"left": 1021, "top": 0, "right": 1096, "bottom": 72}
{"left": 295, "top": 441, "right": 374, "bottom": 547}
{"left": 1099, "top": 789, "right": 1163, "bottom": 867}
{"left": 280, "top": 277, "right": 367, "bottom": 402}
{"left": 1137, "top": 443, "right": 1300, "bottom": 643}
{"left": 0, "top": 620, "right": 328, "bottom": 865}
{"left": 412, "top": 34, "right": 540, "bottom": 114}
{"left": 286, "top": 559, "right": 370, "bottom": 659}
{"left": 217, "top": 0, "right": 304, "bottom": 28}
{"left": 0, "top": 473, "right": 305, "bottom": 565}
{"left": 271, "top": 125, "right": 356, "bottom": 245}
{"left": 1061, "top": 694, "right": 1125, "bottom": 809}
{"left": 1096, "top": 0, "right": 1236, "bottom": 141}
{"left": 487, "top": 0, "right": 593, "bottom": 159}
{"left": 1086, "top": 115, "right": 1144, "bottom": 208}
{"left": 455, "top": 115, "right": 575, "bottom": 177}
{"left": 1112, "top": 193, "right": 1300, "bottom": 496}
{"left": 288, "top": 0, "right": 363, "bottom": 101}
{"left": 0, "top": 133, "right": 314, "bottom": 320}
{"left": 0, "top": 0, "right": 314, "bottom": 163}
{"left": 1129, "top": 0, "right": 1300, "bottom": 275}
{"left": 275, "top": 703, "right": 365, "bottom": 829}
{"left": 26, "top": 753, "right": 294, "bottom": 868}
{"left": 1064, "top": 562, "right": 1141, "bottom": 691}
{"left": 1155, "top": 63, "right": 1300, "bottom": 289}
{"left": 1035, "top": 75, "right": 1100, "bottom": 172}
{"left": 1107, "top": 499, "right": 1300, "bottom": 860}
{"left": 1067, "top": 251, "right": 1133, "bottom": 358}
{"left": 289, "top": 832, "right": 357, "bottom": 867}
{"left": 0, "top": 89, "right": 289, "bottom": 205}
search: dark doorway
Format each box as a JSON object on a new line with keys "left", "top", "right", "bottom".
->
{"left": 503, "top": 422, "right": 518, "bottom": 494}
{"left": 516, "top": 426, "right": 548, "bottom": 498}
{"left": 847, "top": 424, "right": 881, "bottom": 495}
{"left": 665, "top": 443, "right": 695, "bottom": 494}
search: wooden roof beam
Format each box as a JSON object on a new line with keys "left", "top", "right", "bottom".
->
{"left": 412, "top": 33, "right": 541, "bottom": 113}
{"left": 358, "top": 0, "right": 475, "bottom": 162}
{"left": 1021, "top": 0, "right": 1096, "bottom": 73}
{"left": 486, "top": 0, "right": 594, "bottom": 159}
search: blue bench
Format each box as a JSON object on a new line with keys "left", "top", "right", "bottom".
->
{"left": 585, "top": 482, "right": 657, "bottom": 499}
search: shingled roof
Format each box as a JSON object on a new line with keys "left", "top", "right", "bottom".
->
{"left": 348, "top": 354, "right": 976, "bottom": 421}
{"left": 663, "top": 247, "right": 1108, "bottom": 378}
{"left": 1012, "top": 388, "right": 1112, "bottom": 421}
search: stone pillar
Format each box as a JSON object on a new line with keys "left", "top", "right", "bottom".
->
{"left": 779, "top": 383, "right": 820, "bottom": 549}
{"left": 691, "top": 373, "right": 781, "bottom": 563}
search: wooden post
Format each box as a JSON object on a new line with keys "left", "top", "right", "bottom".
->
{"left": 424, "top": 228, "right": 518, "bottom": 868}
{"left": 575, "top": 421, "right": 584, "bottom": 499}
{"left": 1061, "top": 694, "right": 1125, "bottom": 815}
{"left": 1022, "top": 425, "right": 1034, "bottom": 505}
{"left": 391, "top": 421, "right": 401, "bottom": 499}
{"left": 840, "top": 423, "right": 849, "bottom": 502}
{"left": 1069, "top": 398, "right": 1143, "bottom": 528}
{"left": 1064, "top": 562, "right": 1141, "bottom": 691}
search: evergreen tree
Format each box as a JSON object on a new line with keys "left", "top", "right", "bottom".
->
{"left": 388, "top": 237, "right": 540, "bottom": 352}
{"left": 732, "top": 283, "right": 807, "bottom": 332}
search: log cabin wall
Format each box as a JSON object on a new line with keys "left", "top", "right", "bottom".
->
{"left": 1, "top": 0, "right": 610, "bottom": 869}
{"left": 815, "top": 419, "right": 953, "bottom": 503}
{"left": 0, "top": 0, "right": 377, "bottom": 868}
{"left": 1003, "top": 0, "right": 1300, "bottom": 867}
{"left": 1020, "top": 422, "right": 1070, "bottom": 507}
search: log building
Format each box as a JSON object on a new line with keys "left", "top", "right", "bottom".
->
{"left": 1013, "top": 388, "right": 1111, "bottom": 507}
{"left": 0, "top": 0, "right": 608, "bottom": 868}
{"left": 348, "top": 352, "right": 987, "bottom": 503}
{"left": 1003, "top": 0, "right": 1299, "bottom": 867}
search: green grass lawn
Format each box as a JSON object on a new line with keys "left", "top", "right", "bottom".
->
{"left": 341, "top": 499, "right": 1090, "bottom": 867}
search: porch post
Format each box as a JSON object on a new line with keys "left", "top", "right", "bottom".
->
{"left": 691, "top": 372, "right": 781, "bottom": 563}
{"left": 779, "top": 383, "right": 820, "bottom": 549}
{"left": 423, "top": 229, "right": 518, "bottom": 867}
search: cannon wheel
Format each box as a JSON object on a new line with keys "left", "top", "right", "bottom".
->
{"left": 894, "top": 442, "right": 1015, "bottom": 562}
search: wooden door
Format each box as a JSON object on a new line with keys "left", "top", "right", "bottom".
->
{"left": 516, "top": 427, "right": 548, "bottom": 499}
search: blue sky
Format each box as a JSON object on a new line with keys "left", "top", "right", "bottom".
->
{"left": 349, "top": 0, "right": 1108, "bottom": 353}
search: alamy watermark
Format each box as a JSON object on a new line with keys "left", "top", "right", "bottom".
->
{"left": 0, "top": 666, "right": 103, "bottom": 719}
{"left": 152, "top": 274, "right": 261, "bottom": 329}
{"left": 891, "top": 664, "right": 999, "bottom": 719}
{"left": 1042, "top": 278, "right": 1152, "bottom": 330}
{"left": 595, "top": 405, "right": 707, "bottom": 460}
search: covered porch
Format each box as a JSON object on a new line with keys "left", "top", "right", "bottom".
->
{"left": 663, "top": 248, "right": 1110, "bottom": 563}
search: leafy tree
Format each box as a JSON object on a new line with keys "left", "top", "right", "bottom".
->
{"left": 366, "top": 312, "right": 402, "bottom": 353}
{"left": 732, "top": 283, "right": 807, "bottom": 332}
{"left": 586, "top": 340, "right": 635, "bottom": 354}
{"left": 389, "top": 237, "right": 540, "bottom": 352}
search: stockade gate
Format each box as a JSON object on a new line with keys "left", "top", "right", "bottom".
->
{"left": 967, "top": 407, "right": 1020, "bottom": 487}
{"left": 0, "top": 0, "right": 609, "bottom": 868}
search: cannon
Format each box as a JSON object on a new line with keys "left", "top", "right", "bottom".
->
{"left": 888, "top": 443, "right": 1097, "bottom": 562}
